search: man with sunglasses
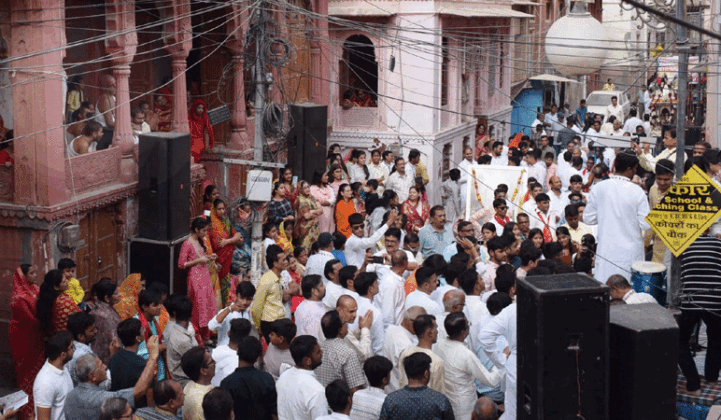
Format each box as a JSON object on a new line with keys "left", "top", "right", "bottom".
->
{"left": 345, "top": 209, "right": 399, "bottom": 268}
{"left": 489, "top": 199, "right": 510, "bottom": 235}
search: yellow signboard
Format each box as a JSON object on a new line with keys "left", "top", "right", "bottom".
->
{"left": 645, "top": 165, "right": 721, "bottom": 257}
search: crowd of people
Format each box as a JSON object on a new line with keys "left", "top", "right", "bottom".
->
{"left": 62, "top": 75, "right": 214, "bottom": 162}
{"left": 9, "top": 101, "right": 721, "bottom": 420}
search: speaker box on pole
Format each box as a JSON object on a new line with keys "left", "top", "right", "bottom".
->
{"left": 138, "top": 132, "right": 190, "bottom": 241}
{"left": 517, "top": 274, "right": 610, "bottom": 420}
{"left": 287, "top": 104, "right": 327, "bottom": 181}
{"left": 609, "top": 303, "right": 678, "bottom": 420}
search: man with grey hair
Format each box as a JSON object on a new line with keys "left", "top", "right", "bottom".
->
{"left": 64, "top": 338, "right": 159, "bottom": 420}
{"left": 436, "top": 290, "right": 466, "bottom": 342}
{"left": 382, "top": 306, "right": 426, "bottom": 392}
{"left": 471, "top": 397, "right": 499, "bottom": 420}
{"left": 99, "top": 398, "right": 131, "bottom": 420}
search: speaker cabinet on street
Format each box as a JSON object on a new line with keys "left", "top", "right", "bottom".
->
{"left": 287, "top": 104, "right": 327, "bottom": 182}
{"left": 609, "top": 303, "right": 678, "bottom": 420}
{"left": 138, "top": 132, "right": 190, "bottom": 241}
{"left": 517, "top": 274, "right": 610, "bottom": 420}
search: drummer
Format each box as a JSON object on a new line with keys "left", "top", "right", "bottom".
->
{"left": 607, "top": 274, "right": 658, "bottom": 304}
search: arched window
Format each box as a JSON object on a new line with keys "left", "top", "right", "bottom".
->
{"left": 340, "top": 35, "right": 378, "bottom": 108}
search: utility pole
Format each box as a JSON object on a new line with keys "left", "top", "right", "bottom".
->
{"left": 249, "top": 4, "right": 267, "bottom": 286}
{"left": 669, "top": 0, "right": 688, "bottom": 308}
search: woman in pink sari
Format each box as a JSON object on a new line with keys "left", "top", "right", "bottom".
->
{"left": 9, "top": 265, "right": 43, "bottom": 420}
{"left": 310, "top": 168, "right": 335, "bottom": 233}
{"left": 179, "top": 217, "right": 220, "bottom": 338}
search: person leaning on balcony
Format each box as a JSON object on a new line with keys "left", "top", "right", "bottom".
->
{"left": 68, "top": 121, "right": 103, "bottom": 157}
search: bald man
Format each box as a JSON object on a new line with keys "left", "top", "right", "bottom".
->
{"left": 382, "top": 306, "right": 426, "bottom": 392}
{"left": 332, "top": 295, "right": 373, "bottom": 362}
{"left": 436, "top": 290, "right": 466, "bottom": 343}
{"left": 96, "top": 74, "right": 116, "bottom": 128}
{"left": 471, "top": 397, "right": 499, "bottom": 420}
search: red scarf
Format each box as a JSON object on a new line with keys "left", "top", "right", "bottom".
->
{"left": 537, "top": 210, "right": 553, "bottom": 242}
{"left": 495, "top": 215, "right": 510, "bottom": 227}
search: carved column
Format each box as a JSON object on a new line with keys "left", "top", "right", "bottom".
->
{"left": 11, "top": 0, "right": 68, "bottom": 206}
{"left": 311, "top": 0, "right": 330, "bottom": 105}
{"left": 106, "top": 0, "right": 138, "bottom": 184}
{"left": 226, "top": 4, "right": 250, "bottom": 151}
{"left": 165, "top": 0, "right": 192, "bottom": 133}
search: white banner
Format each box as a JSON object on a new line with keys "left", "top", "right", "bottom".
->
{"left": 465, "top": 165, "right": 529, "bottom": 221}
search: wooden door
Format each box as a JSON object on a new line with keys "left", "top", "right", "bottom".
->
{"left": 75, "top": 208, "right": 118, "bottom": 293}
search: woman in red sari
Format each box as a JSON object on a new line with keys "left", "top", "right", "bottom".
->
{"left": 189, "top": 99, "right": 215, "bottom": 163}
{"left": 209, "top": 199, "right": 243, "bottom": 306}
{"left": 154, "top": 90, "right": 172, "bottom": 132}
{"left": 36, "top": 269, "right": 80, "bottom": 335}
{"left": 9, "top": 265, "right": 43, "bottom": 420}
{"left": 401, "top": 186, "right": 430, "bottom": 235}
{"left": 334, "top": 183, "right": 356, "bottom": 238}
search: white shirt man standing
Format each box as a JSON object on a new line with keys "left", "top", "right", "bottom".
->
{"left": 294, "top": 274, "right": 327, "bottom": 339}
{"left": 345, "top": 210, "right": 397, "bottom": 268}
{"left": 382, "top": 306, "right": 425, "bottom": 392}
{"left": 33, "top": 332, "right": 76, "bottom": 420}
{"left": 305, "top": 233, "right": 335, "bottom": 280}
{"left": 604, "top": 96, "right": 624, "bottom": 124}
{"left": 405, "top": 267, "right": 444, "bottom": 318}
{"left": 584, "top": 153, "right": 650, "bottom": 283}
{"left": 277, "top": 336, "right": 329, "bottom": 420}
{"left": 375, "top": 249, "right": 410, "bottom": 329}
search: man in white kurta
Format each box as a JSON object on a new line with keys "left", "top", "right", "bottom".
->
{"left": 480, "top": 303, "right": 517, "bottom": 420}
{"left": 458, "top": 147, "right": 474, "bottom": 213}
{"left": 435, "top": 313, "right": 504, "bottom": 420}
{"left": 382, "top": 306, "right": 425, "bottom": 392}
{"left": 584, "top": 153, "right": 650, "bottom": 283}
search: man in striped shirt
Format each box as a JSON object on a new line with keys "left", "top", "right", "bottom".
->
{"left": 679, "top": 234, "right": 721, "bottom": 395}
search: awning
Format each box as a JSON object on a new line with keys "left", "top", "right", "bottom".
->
{"left": 437, "top": 4, "right": 534, "bottom": 18}
{"left": 512, "top": 0, "right": 541, "bottom": 5}
{"left": 529, "top": 74, "right": 580, "bottom": 83}
{"left": 329, "top": 2, "right": 396, "bottom": 16}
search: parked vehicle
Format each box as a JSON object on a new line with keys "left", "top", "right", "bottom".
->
{"left": 585, "top": 90, "right": 631, "bottom": 121}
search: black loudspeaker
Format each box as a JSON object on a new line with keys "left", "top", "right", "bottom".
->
{"left": 609, "top": 303, "right": 678, "bottom": 420}
{"left": 138, "top": 132, "right": 190, "bottom": 241}
{"left": 517, "top": 274, "right": 610, "bottom": 420}
{"left": 287, "top": 104, "right": 327, "bottom": 181}
{"left": 129, "top": 238, "right": 188, "bottom": 295}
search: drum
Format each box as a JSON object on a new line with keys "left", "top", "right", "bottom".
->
{"left": 630, "top": 261, "right": 667, "bottom": 305}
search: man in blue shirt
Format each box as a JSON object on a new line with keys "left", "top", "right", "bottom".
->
{"left": 418, "top": 206, "right": 454, "bottom": 259}
{"left": 380, "top": 352, "right": 454, "bottom": 420}
{"left": 575, "top": 99, "right": 587, "bottom": 127}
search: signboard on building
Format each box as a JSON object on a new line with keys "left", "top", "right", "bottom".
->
{"left": 645, "top": 165, "right": 721, "bottom": 257}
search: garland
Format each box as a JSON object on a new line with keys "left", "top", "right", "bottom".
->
{"left": 510, "top": 169, "right": 526, "bottom": 204}
{"left": 472, "top": 168, "right": 483, "bottom": 206}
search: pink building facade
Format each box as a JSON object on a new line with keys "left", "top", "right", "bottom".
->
{"left": 327, "top": 0, "right": 532, "bottom": 204}
{"left": 0, "top": 0, "right": 330, "bottom": 385}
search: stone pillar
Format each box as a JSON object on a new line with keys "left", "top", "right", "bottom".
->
{"left": 311, "top": 0, "right": 330, "bottom": 105}
{"left": 165, "top": 0, "right": 192, "bottom": 133}
{"left": 106, "top": 0, "right": 138, "bottom": 184}
{"left": 170, "top": 56, "right": 190, "bottom": 132}
{"left": 11, "top": 0, "right": 68, "bottom": 206}
{"left": 226, "top": 5, "right": 250, "bottom": 152}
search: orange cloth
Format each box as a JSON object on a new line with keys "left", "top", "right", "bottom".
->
{"left": 114, "top": 274, "right": 143, "bottom": 320}
{"left": 335, "top": 199, "right": 357, "bottom": 238}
